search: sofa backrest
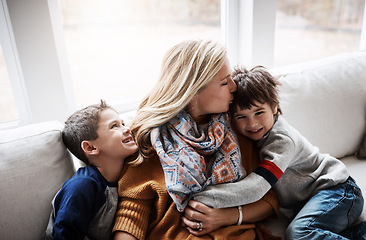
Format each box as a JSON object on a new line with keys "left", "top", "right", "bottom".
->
{"left": 0, "top": 121, "right": 75, "bottom": 239}
{"left": 272, "top": 51, "right": 366, "bottom": 159}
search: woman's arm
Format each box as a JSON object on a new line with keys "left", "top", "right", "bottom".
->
{"left": 113, "top": 197, "right": 151, "bottom": 240}
{"left": 182, "top": 198, "right": 274, "bottom": 236}
{"left": 112, "top": 156, "right": 159, "bottom": 240}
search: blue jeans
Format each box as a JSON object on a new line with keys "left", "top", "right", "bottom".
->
{"left": 286, "top": 177, "right": 364, "bottom": 240}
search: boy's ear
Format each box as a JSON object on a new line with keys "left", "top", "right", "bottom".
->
{"left": 273, "top": 105, "right": 278, "bottom": 115}
{"left": 81, "top": 140, "right": 99, "bottom": 156}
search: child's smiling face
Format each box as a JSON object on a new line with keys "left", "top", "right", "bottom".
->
{"left": 233, "top": 102, "right": 277, "bottom": 141}
{"left": 92, "top": 109, "right": 138, "bottom": 160}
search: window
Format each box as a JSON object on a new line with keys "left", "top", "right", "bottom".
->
{"left": 59, "top": 0, "right": 221, "bottom": 110}
{"left": 0, "top": 45, "right": 18, "bottom": 123}
{"left": 274, "top": 0, "right": 365, "bottom": 67}
{"left": 1, "top": 0, "right": 365, "bottom": 129}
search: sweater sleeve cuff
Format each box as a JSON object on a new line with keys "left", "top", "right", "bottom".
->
{"left": 253, "top": 160, "right": 283, "bottom": 187}
{"left": 113, "top": 199, "right": 151, "bottom": 240}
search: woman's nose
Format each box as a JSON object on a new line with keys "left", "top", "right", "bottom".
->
{"left": 230, "top": 78, "right": 237, "bottom": 92}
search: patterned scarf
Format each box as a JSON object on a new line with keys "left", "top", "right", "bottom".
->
{"left": 150, "top": 111, "right": 245, "bottom": 212}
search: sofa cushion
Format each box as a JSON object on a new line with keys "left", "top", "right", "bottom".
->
{"left": 0, "top": 121, "right": 74, "bottom": 239}
{"left": 272, "top": 51, "right": 366, "bottom": 159}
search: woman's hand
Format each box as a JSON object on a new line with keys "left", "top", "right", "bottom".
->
{"left": 181, "top": 200, "right": 238, "bottom": 236}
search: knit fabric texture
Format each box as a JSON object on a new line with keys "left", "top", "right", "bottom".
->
{"left": 112, "top": 132, "right": 280, "bottom": 240}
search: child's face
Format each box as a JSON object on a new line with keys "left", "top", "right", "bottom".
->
{"left": 93, "top": 109, "right": 138, "bottom": 160}
{"left": 233, "top": 102, "right": 277, "bottom": 141}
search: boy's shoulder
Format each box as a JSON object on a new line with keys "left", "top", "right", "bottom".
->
{"left": 68, "top": 165, "right": 100, "bottom": 182}
{"left": 59, "top": 165, "right": 108, "bottom": 195}
{"left": 49, "top": 166, "right": 118, "bottom": 240}
{"left": 270, "top": 115, "right": 295, "bottom": 136}
{"left": 260, "top": 116, "right": 297, "bottom": 146}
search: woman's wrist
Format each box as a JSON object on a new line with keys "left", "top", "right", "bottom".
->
{"left": 221, "top": 207, "right": 240, "bottom": 226}
{"left": 224, "top": 206, "right": 243, "bottom": 226}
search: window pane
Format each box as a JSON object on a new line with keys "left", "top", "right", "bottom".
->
{"left": 274, "top": 0, "right": 365, "bottom": 67}
{"left": 0, "top": 45, "right": 18, "bottom": 123}
{"left": 60, "top": 0, "right": 221, "bottom": 108}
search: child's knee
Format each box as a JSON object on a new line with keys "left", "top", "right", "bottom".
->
{"left": 286, "top": 220, "right": 310, "bottom": 239}
{"left": 285, "top": 221, "right": 299, "bottom": 239}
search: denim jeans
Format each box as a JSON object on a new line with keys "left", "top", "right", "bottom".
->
{"left": 285, "top": 177, "right": 365, "bottom": 240}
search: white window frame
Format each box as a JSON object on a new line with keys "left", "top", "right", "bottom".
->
{"left": 0, "top": 0, "right": 30, "bottom": 128}
{"left": 221, "top": 0, "right": 277, "bottom": 68}
{"left": 0, "top": 0, "right": 75, "bottom": 129}
{"left": 360, "top": 4, "right": 366, "bottom": 50}
{"left": 1, "top": 0, "right": 366, "bottom": 129}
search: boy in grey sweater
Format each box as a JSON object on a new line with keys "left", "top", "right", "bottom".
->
{"left": 194, "top": 66, "right": 365, "bottom": 239}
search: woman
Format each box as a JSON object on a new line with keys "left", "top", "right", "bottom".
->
{"left": 113, "top": 39, "right": 279, "bottom": 240}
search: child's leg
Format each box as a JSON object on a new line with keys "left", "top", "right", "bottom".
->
{"left": 285, "top": 177, "right": 364, "bottom": 240}
{"left": 340, "top": 221, "right": 366, "bottom": 239}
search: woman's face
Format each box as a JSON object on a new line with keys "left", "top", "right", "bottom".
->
{"left": 188, "top": 58, "right": 237, "bottom": 119}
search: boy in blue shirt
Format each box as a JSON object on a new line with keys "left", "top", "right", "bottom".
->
{"left": 43, "top": 100, "right": 138, "bottom": 239}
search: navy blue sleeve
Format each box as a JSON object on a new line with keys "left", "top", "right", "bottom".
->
{"left": 52, "top": 177, "right": 102, "bottom": 240}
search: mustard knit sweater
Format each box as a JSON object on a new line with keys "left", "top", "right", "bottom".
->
{"left": 113, "top": 133, "right": 279, "bottom": 240}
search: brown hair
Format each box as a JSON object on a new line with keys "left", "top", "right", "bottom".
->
{"left": 230, "top": 65, "right": 282, "bottom": 115}
{"left": 62, "top": 99, "right": 115, "bottom": 164}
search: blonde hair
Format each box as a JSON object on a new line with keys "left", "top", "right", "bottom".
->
{"left": 130, "top": 39, "right": 227, "bottom": 165}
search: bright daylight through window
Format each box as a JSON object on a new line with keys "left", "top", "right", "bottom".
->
{"left": 59, "top": 0, "right": 221, "bottom": 109}
{"left": 0, "top": 0, "right": 365, "bottom": 126}
{"left": 274, "top": 0, "right": 365, "bottom": 66}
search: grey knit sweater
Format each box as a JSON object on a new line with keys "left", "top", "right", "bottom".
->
{"left": 194, "top": 115, "right": 350, "bottom": 209}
